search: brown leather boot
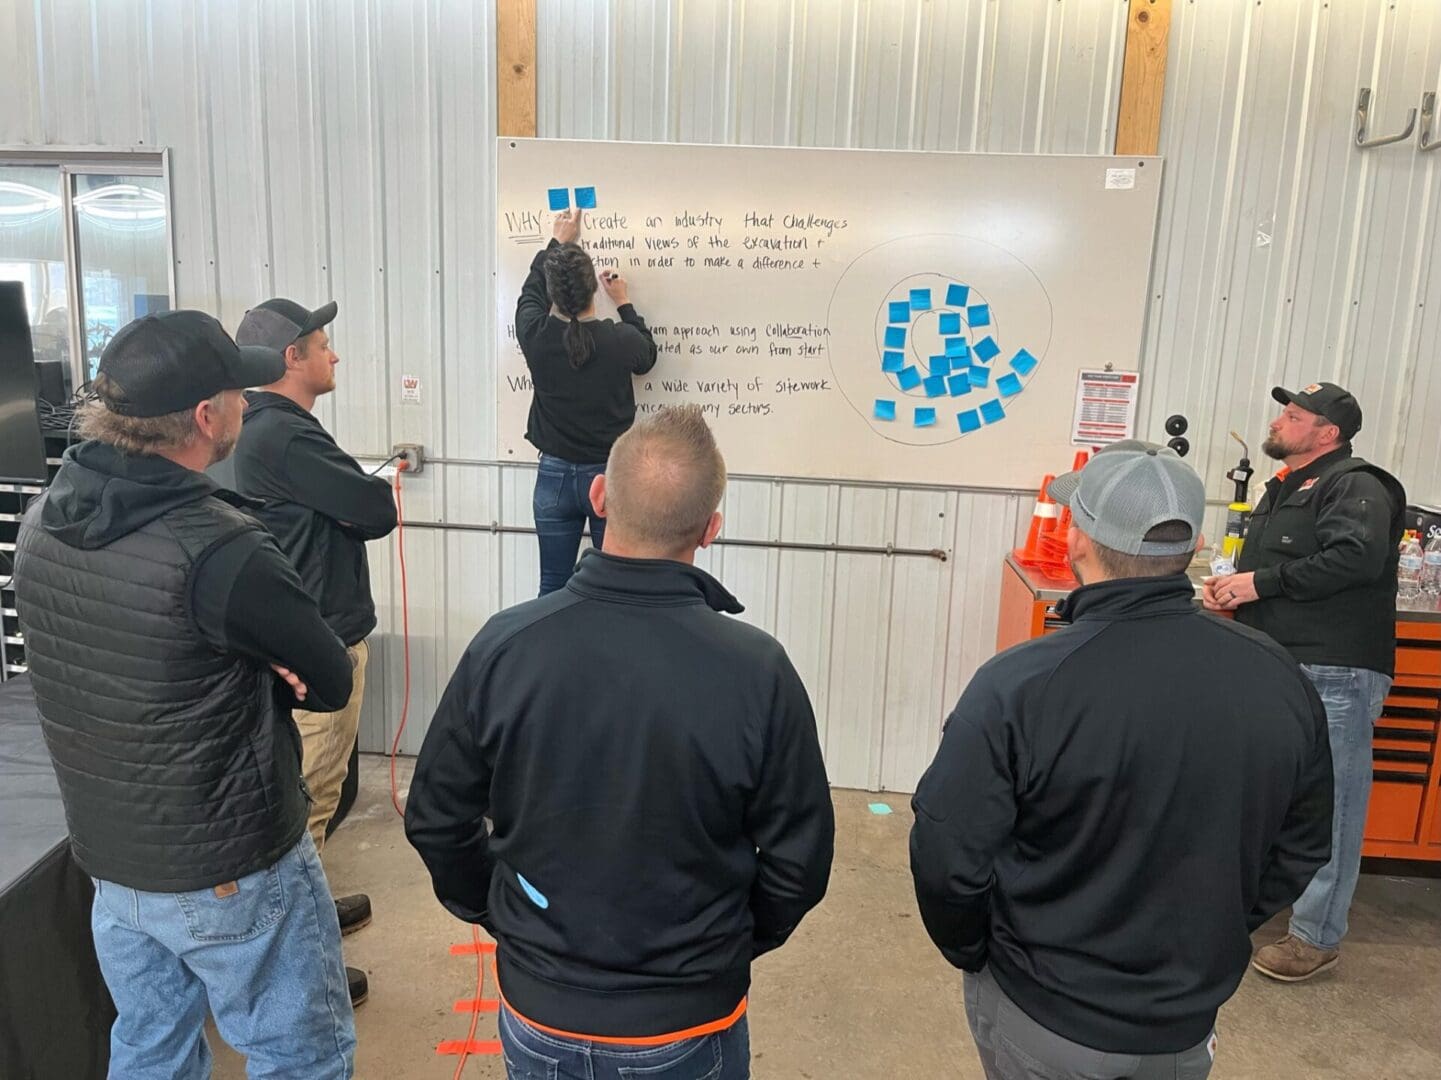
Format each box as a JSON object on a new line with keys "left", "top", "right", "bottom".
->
{"left": 1251, "top": 934, "right": 1339, "bottom": 982}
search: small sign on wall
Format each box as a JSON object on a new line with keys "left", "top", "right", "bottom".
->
{"left": 401, "top": 374, "right": 421, "bottom": 404}
{"left": 1072, "top": 369, "right": 1139, "bottom": 446}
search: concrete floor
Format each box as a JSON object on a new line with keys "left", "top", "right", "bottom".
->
{"left": 214, "top": 755, "right": 1441, "bottom": 1079}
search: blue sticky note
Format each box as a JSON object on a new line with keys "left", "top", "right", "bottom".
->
{"left": 888, "top": 300, "right": 911, "bottom": 323}
{"left": 897, "top": 366, "right": 922, "bottom": 391}
{"left": 939, "top": 312, "right": 961, "bottom": 335}
{"left": 517, "top": 873, "right": 550, "bottom": 909}
{"left": 945, "top": 337, "right": 968, "bottom": 358}
{"left": 948, "top": 373, "right": 972, "bottom": 396}
{"left": 967, "top": 303, "right": 991, "bottom": 327}
{"left": 958, "top": 409, "right": 982, "bottom": 434}
{"left": 928, "top": 355, "right": 950, "bottom": 376}
{"left": 874, "top": 398, "right": 897, "bottom": 421}
{"left": 869, "top": 802, "right": 893, "bottom": 815}
{"left": 882, "top": 350, "right": 905, "bottom": 372}
{"left": 547, "top": 188, "right": 570, "bottom": 210}
{"left": 981, "top": 399, "right": 1006, "bottom": 425}
{"left": 574, "top": 186, "right": 597, "bottom": 209}
{"left": 947, "top": 283, "right": 970, "bottom": 307}
{"left": 969, "top": 366, "right": 990, "bottom": 388}
{"left": 914, "top": 407, "right": 937, "bottom": 428}
{"left": 997, "top": 373, "right": 1023, "bottom": 397}
{"left": 974, "top": 336, "right": 1001, "bottom": 363}
{"left": 1010, "top": 348, "right": 1038, "bottom": 375}
{"left": 910, "top": 288, "right": 932, "bottom": 311}
{"left": 884, "top": 326, "right": 907, "bottom": 348}
{"left": 923, "top": 374, "right": 947, "bottom": 398}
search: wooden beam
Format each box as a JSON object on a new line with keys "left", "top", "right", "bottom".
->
{"left": 497, "top": 0, "right": 537, "bottom": 138}
{"left": 1115, "top": 0, "right": 1172, "bottom": 156}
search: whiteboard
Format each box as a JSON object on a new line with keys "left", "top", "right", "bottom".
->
{"left": 496, "top": 139, "right": 1162, "bottom": 489}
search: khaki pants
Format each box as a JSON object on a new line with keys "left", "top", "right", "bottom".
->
{"left": 294, "top": 638, "right": 368, "bottom": 853}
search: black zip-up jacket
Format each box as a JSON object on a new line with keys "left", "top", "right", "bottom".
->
{"left": 226, "top": 391, "right": 397, "bottom": 647}
{"left": 1236, "top": 447, "right": 1406, "bottom": 676}
{"left": 518, "top": 240, "right": 658, "bottom": 465}
{"left": 910, "top": 576, "right": 1332, "bottom": 1055}
{"left": 405, "top": 550, "right": 834, "bottom": 1040}
{"left": 15, "top": 442, "right": 350, "bottom": 891}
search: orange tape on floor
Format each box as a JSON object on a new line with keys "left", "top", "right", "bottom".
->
{"left": 453, "top": 998, "right": 500, "bottom": 1013}
{"left": 449, "top": 941, "right": 498, "bottom": 956}
{"left": 436, "top": 1039, "right": 503, "bottom": 1056}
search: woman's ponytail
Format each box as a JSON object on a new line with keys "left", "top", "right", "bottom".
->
{"left": 543, "top": 243, "right": 599, "bottom": 369}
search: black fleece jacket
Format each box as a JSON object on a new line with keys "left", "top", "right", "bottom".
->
{"left": 405, "top": 550, "right": 834, "bottom": 1040}
{"left": 911, "top": 575, "right": 1332, "bottom": 1055}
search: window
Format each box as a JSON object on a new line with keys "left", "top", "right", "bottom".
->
{"left": 0, "top": 150, "right": 174, "bottom": 398}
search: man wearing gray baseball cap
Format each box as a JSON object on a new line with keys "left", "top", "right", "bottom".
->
{"left": 910, "top": 443, "right": 1333, "bottom": 1080}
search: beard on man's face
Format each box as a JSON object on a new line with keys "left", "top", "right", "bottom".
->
{"left": 1262, "top": 433, "right": 1301, "bottom": 460}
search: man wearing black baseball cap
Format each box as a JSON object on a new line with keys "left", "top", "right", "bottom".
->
{"left": 14, "top": 311, "right": 357, "bottom": 1076}
{"left": 912, "top": 443, "right": 1331, "bottom": 1079}
{"left": 1206, "top": 381, "right": 1407, "bottom": 983}
{"left": 231, "top": 298, "right": 397, "bottom": 1003}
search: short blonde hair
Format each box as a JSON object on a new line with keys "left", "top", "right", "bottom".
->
{"left": 605, "top": 406, "right": 727, "bottom": 553}
{"left": 79, "top": 373, "right": 214, "bottom": 455}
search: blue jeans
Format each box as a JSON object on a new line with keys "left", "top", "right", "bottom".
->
{"left": 91, "top": 833, "right": 355, "bottom": 1079}
{"left": 1289, "top": 664, "right": 1391, "bottom": 951}
{"left": 499, "top": 1004, "right": 750, "bottom": 1080}
{"left": 534, "top": 453, "right": 607, "bottom": 595}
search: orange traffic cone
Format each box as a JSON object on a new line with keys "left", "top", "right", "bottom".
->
{"left": 1018, "top": 474, "right": 1059, "bottom": 561}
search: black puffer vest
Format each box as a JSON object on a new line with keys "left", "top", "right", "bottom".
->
{"left": 14, "top": 453, "right": 308, "bottom": 892}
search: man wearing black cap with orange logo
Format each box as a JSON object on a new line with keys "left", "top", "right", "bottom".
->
{"left": 231, "top": 298, "right": 397, "bottom": 1005}
{"left": 14, "top": 311, "right": 357, "bottom": 1077}
{"left": 1206, "top": 381, "right": 1407, "bottom": 983}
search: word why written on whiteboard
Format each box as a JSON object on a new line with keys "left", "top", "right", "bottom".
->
{"left": 1072, "top": 369, "right": 1139, "bottom": 447}
{"left": 501, "top": 209, "right": 850, "bottom": 272}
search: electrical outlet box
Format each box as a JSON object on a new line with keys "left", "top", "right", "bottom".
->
{"left": 393, "top": 443, "right": 425, "bottom": 475}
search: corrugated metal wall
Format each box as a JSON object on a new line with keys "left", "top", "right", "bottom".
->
{"left": 3, "top": 1, "right": 1437, "bottom": 792}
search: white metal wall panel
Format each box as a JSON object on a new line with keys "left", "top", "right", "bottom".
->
{"left": 5, "top": 0, "right": 1437, "bottom": 790}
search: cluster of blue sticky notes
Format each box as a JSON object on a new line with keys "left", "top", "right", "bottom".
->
{"left": 958, "top": 409, "right": 982, "bottom": 433}
{"left": 947, "top": 283, "right": 970, "bottom": 307}
{"left": 974, "top": 335, "right": 1001, "bottom": 362}
{"left": 1010, "top": 348, "right": 1038, "bottom": 375}
{"left": 928, "top": 355, "right": 950, "bottom": 376}
{"left": 914, "top": 407, "right": 937, "bottom": 427}
{"left": 910, "top": 288, "right": 932, "bottom": 311}
{"left": 923, "top": 375, "right": 947, "bottom": 397}
{"left": 948, "top": 373, "right": 972, "bottom": 396}
{"left": 874, "top": 399, "right": 897, "bottom": 421}
{"left": 969, "top": 366, "right": 990, "bottom": 388}
{"left": 997, "top": 373, "right": 1023, "bottom": 397}
{"left": 547, "top": 188, "right": 570, "bottom": 210}
{"left": 945, "top": 337, "right": 968, "bottom": 358}
{"left": 981, "top": 399, "right": 1006, "bottom": 425}
{"left": 884, "top": 326, "right": 907, "bottom": 348}
{"left": 888, "top": 300, "right": 911, "bottom": 323}
{"left": 967, "top": 303, "right": 991, "bottom": 327}
{"left": 575, "top": 187, "right": 597, "bottom": 209}
{"left": 939, "top": 312, "right": 961, "bottom": 335}
{"left": 881, "top": 350, "right": 905, "bottom": 372}
{"left": 897, "top": 366, "right": 922, "bottom": 391}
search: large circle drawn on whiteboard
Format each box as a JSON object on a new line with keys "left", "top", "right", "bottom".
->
{"left": 826, "top": 234, "right": 1054, "bottom": 446}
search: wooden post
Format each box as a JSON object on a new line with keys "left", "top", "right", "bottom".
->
{"left": 497, "top": 0, "right": 537, "bottom": 138}
{"left": 1115, "top": 0, "right": 1172, "bottom": 156}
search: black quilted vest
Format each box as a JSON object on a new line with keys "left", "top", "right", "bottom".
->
{"left": 14, "top": 491, "right": 309, "bottom": 892}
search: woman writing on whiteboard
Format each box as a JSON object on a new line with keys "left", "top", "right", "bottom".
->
{"left": 517, "top": 208, "right": 659, "bottom": 594}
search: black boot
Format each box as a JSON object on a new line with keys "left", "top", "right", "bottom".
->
{"left": 336, "top": 893, "right": 372, "bottom": 936}
{"left": 347, "top": 966, "right": 369, "bottom": 1007}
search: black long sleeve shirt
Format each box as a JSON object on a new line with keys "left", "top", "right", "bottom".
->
{"left": 517, "top": 241, "right": 658, "bottom": 464}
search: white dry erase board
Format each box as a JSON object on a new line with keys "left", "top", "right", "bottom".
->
{"left": 496, "top": 139, "right": 1162, "bottom": 489}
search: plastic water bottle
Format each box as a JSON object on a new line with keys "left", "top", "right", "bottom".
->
{"left": 1209, "top": 543, "right": 1235, "bottom": 578}
{"left": 1397, "top": 533, "right": 1425, "bottom": 608}
{"left": 1423, "top": 534, "right": 1441, "bottom": 604}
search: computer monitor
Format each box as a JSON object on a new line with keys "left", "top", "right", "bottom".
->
{"left": 0, "top": 282, "right": 51, "bottom": 484}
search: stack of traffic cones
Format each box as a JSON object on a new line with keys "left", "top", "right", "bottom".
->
{"left": 1036, "top": 451, "right": 1089, "bottom": 566}
{"left": 1014, "top": 473, "right": 1062, "bottom": 571}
